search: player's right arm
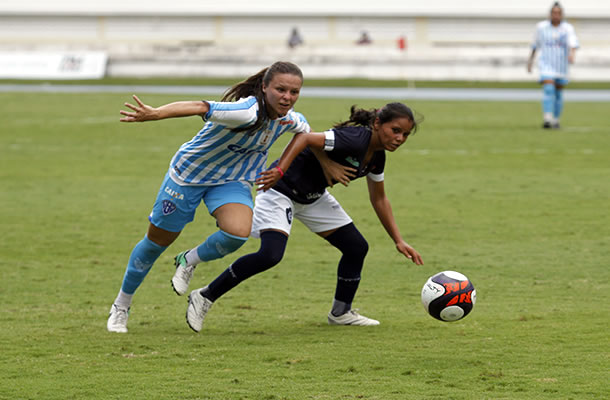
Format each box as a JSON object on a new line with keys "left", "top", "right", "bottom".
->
{"left": 527, "top": 48, "right": 537, "bottom": 73}
{"left": 527, "top": 22, "right": 543, "bottom": 73}
{"left": 120, "top": 95, "right": 209, "bottom": 122}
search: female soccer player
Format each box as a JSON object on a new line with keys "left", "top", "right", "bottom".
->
{"left": 179, "top": 102, "right": 425, "bottom": 332}
{"left": 107, "top": 61, "right": 311, "bottom": 333}
{"left": 527, "top": 2, "right": 579, "bottom": 129}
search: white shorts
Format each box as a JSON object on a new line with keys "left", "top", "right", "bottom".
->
{"left": 251, "top": 189, "right": 352, "bottom": 238}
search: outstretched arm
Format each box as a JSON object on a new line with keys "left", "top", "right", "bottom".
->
{"left": 366, "top": 177, "right": 424, "bottom": 265}
{"left": 120, "top": 95, "right": 210, "bottom": 122}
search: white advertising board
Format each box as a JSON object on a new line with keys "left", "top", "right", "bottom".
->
{"left": 0, "top": 52, "right": 107, "bottom": 79}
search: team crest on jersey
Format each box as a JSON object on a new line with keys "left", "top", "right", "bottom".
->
{"left": 285, "top": 207, "right": 293, "bottom": 224}
{"left": 257, "top": 129, "right": 274, "bottom": 146}
{"left": 162, "top": 200, "right": 177, "bottom": 215}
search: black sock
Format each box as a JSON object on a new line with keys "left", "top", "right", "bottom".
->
{"left": 204, "top": 231, "right": 288, "bottom": 302}
{"left": 325, "top": 223, "right": 368, "bottom": 306}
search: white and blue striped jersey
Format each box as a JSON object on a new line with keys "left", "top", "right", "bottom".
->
{"left": 532, "top": 20, "right": 579, "bottom": 79}
{"left": 168, "top": 96, "right": 310, "bottom": 186}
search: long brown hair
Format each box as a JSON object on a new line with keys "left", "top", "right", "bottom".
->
{"left": 222, "top": 61, "right": 303, "bottom": 134}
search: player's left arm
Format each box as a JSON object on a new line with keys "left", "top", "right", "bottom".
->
{"left": 366, "top": 177, "right": 424, "bottom": 265}
{"left": 568, "top": 47, "right": 577, "bottom": 64}
{"left": 567, "top": 24, "right": 579, "bottom": 64}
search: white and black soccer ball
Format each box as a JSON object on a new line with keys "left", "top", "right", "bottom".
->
{"left": 421, "top": 271, "right": 476, "bottom": 322}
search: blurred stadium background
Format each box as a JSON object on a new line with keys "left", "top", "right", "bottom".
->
{"left": 1, "top": 0, "right": 609, "bottom": 81}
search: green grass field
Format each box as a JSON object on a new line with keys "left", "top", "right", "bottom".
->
{"left": 1, "top": 90, "right": 608, "bottom": 399}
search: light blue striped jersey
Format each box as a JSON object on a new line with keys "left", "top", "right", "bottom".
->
{"left": 169, "top": 96, "right": 310, "bottom": 185}
{"left": 532, "top": 20, "right": 579, "bottom": 79}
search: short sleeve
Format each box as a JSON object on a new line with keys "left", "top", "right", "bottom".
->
{"left": 323, "top": 130, "right": 335, "bottom": 151}
{"left": 205, "top": 96, "right": 258, "bottom": 128}
{"left": 531, "top": 22, "right": 543, "bottom": 50}
{"left": 366, "top": 151, "right": 386, "bottom": 181}
{"left": 567, "top": 24, "right": 579, "bottom": 49}
{"left": 290, "top": 111, "right": 311, "bottom": 134}
{"left": 367, "top": 171, "right": 384, "bottom": 182}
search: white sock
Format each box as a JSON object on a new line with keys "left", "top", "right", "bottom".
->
{"left": 114, "top": 290, "right": 133, "bottom": 309}
{"left": 544, "top": 112, "right": 553, "bottom": 122}
{"left": 185, "top": 249, "right": 202, "bottom": 267}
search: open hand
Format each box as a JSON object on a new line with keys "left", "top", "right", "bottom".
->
{"left": 396, "top": 241, "right": 424, "bottom": 265}
{"left": 120, "top": 95, "right": 158, "bottom": 122}
{"left": 255, "top": 167, "right": 283, "bottom": 192}
{"left": 321, "top": 160, "right": 357, "bottom": 187}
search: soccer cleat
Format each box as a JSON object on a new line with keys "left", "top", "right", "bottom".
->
{"left": 551, "top": 121, "right": 561, "bottom": 129}
{"left": 542, "top": 121, "right": 552, "bottom": 129}
{"left": 327, "top": 309, "right": 380, "bottom": 326}
{"left": 186, "top": 288, "right": 213, "bottom": 332}
{"left": 171, "top": 251, "right": 195, "bottom": 296}
{"left": 107, "top": 304, "right": 129, "bottom": 333}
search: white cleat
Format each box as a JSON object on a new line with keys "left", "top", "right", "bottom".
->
{"left": 327, "top": 309, "right": 380, "bottom": 326}
{"left": 171, "top": 251, "right": 195, "bottom": 296}
{"left": 186, "top": 289, "right": 213, "bottom": 332}
{"left": 107, "top": 304, "right": 129, "bottom": 333}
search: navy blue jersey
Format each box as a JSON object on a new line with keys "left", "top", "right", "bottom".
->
{"left": 272, "top": 125, "right": 385, "bottom": 204}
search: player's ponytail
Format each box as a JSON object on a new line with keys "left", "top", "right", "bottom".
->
{"left": 335, "top": 102, "right": 421, "bottom": 135}
{"left": 222, "top": 61, "right": 303, "bottom": 134}
{"left": 333, "top": 105, "right": 377, "bottom": 128}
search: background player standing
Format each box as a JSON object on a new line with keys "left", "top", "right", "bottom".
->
{"left": 527, "top": 2, "right": 579, "bottom": 129}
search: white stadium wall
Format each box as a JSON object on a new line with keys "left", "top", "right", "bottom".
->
{"left": 1, "top": 0, "right": 609, "bottom": 80}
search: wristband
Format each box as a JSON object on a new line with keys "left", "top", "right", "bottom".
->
{"left": 275, "top": 166, "right": 284, "bottom": 177}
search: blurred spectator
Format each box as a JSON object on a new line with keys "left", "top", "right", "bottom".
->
{"left": 288, "top": 27, "right": 304, "bottom": 49}
{"left": 356, "top": 31, "right": 372, "bottom": 45}
{"left": 397, "top": 36, "right": 407, "bottom": 51}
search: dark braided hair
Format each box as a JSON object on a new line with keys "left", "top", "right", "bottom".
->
{"left": 222, "top": 61, "right": 303, "bottom": 134}
{"left": 334, "top": 102, "right": 420, "bottom": 135}
{"left": 551, "top": 1, "right": 562, "bottom": 11}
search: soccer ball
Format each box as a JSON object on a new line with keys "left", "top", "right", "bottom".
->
{"left": 421, "top": 271, "right": 476, "bottom": 322}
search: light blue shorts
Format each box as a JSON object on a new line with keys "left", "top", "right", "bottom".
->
{"left": 148, "top": 173, "right": 254, "bottom": 232}
{"left": 540, "top": 76, "right": 569, "bottom": 86}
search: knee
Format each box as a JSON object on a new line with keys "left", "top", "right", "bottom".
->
{"left": 327, "top": 223, "right": 369, "bottom": 260}
{"left": 147, "top": 224, "right": 180, "bottom": 247}
{"left": 352, "top": 236, "right": 369, "bottom": 260}
{"left": 258, "top": 231, "right": 288, "bottom": 268}
{"left": 214, "top": 204, "right": 253, "bottom": 237}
